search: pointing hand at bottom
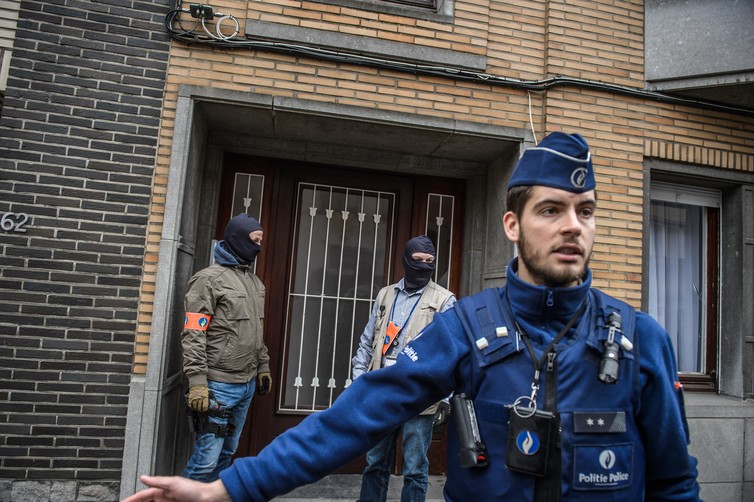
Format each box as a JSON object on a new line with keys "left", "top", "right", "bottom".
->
{"left": 121, "top": 475, "right": 232, "bottom": 502}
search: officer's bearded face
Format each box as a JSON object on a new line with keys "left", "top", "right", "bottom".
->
{"left": 508, "top": 186, "right": 595, "bottom": 288}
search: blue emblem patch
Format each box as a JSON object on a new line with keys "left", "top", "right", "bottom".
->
{"left": 516, "top": 430, "right": 540, "bottom": 456}
{"left": 573, "top": 443, "right": 633, "bottom": 491}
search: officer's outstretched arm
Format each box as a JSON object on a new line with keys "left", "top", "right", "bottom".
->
{"left": 219, "top": 311, "right": 467, "bottom": 502}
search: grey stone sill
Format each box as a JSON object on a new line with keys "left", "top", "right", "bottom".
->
{"left": 244, "top": 20, "right": 487, "bottom": 72}
{"left": 685, "top": 392, "right": 754, "bottom": 419}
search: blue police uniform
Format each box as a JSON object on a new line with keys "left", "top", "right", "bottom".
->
{"left": 443, "top": 259, "right": 699, "bottom": 500}
{"left": 218, "top": 257, "right": 699, "bottom": 501}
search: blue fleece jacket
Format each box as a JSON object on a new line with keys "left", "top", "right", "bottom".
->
{"left": 219, "top": 259, "right": 700, "bottom": 501}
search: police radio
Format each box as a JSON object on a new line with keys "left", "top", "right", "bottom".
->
{"left": 598, "top": 312, "right": 622, "bottom": 384}
{"left": 451, "top": 393, "right": 488, "bottom": 468}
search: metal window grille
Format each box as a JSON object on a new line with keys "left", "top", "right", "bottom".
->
{"left": 281, "top": 183, "right": 395, "bottom": 412}
{"left": 230, "top": 173, "right": 265, "bottom": 220}
{"left": 211, "top": 173, "right": 265, "bottom": 267}
{"left": 425, "top": 193, "right": 454, "bottom": 289}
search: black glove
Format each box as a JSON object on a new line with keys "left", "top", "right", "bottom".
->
{"left": 257, "top": 372, "right": 272, "bottom": 395}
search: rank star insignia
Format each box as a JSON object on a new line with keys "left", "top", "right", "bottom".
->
{"left": 574, "top": 411, "right": 627, "bottom": 434}
{"left": 584, "top": 417, "right": 606, "bottom": 427}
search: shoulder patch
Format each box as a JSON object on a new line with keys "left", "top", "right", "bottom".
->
{"left": 185, "top": 312, "right": 211, "bottom": 331}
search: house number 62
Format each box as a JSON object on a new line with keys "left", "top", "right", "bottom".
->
{"left": 1, "top": 212, "right": 29, "bottom": 233}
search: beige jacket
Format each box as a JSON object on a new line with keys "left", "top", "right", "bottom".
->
{"left": 366, "top": 281, "right": 455, "bottom": 415}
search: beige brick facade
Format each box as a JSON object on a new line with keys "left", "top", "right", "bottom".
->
{"left": 133, "top": 0, "right": 754, "bottom": 374}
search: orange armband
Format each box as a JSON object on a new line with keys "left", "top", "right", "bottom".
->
{"left": 184, "top": 312, "right": 211, "bottom": 331}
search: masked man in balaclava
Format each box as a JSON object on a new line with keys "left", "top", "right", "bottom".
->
{"left": 181, "top": 213, "right": 272, "bottom": 482}
{"left": 352, "top": 236, "right": 456, "bottom": 502}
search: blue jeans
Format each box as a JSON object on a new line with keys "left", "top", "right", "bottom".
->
{"left": 359, "top": 414, "right": 435, "bottom": 502}
{"left": 182, "top": 380, "right": 255, "bottom": 482}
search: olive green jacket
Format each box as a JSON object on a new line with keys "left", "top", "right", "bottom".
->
{"left": 181, "top": 263, "right": 270, "bottom": 388}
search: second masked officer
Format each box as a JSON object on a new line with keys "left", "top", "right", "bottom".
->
{"left": 351, "top": 236, "right": 456, "bottom": 502}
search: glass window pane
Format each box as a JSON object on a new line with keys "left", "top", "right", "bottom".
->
{"left": 425, "top": 193, "right": 454, "bottom": 289}
{"left": 230, "top": 173, "right": 264, "bottom": 219}
{"left": 211, "top": 173, "right": 265, "bottom": 267}
{"left": 649, "top": 200, "right": 704, "bottom": 372}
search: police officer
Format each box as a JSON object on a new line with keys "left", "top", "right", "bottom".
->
{"left": 124, "top": 133, "right": 700, "bottom": 502}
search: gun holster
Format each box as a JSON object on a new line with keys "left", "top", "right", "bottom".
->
{"left": 184, "top": 391, "right": 235, "bottom": 438}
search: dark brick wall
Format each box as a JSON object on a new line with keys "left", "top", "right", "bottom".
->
{"left": 0, "top": 0, "right": 171, "bottom": 495}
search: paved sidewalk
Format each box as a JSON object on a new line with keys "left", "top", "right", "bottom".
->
{"left": 271, "top": 474, "right": 445, "bottom": 501}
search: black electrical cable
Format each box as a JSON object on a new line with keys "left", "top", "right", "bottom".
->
{"left": 165, "top": 9, "right": 201, "bottom": 38}
{"left": 164, "top": 9, "right": 754, "bottom": 117}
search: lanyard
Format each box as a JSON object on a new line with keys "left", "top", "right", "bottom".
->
{"left": 388, "top": 289, "right": 422, "bottom": 326}
{"left": 382, "top": 290, "right": 423, "bottom": 358}
{"left": 506, "top": 293, "right": 587, "bottom": 411}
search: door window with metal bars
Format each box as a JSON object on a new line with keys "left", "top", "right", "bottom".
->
{"left": 282, "top": 183, "right": 394, "bottom": 411}
{"left": 280, "top": 183, "right": 456, "bottom": 411}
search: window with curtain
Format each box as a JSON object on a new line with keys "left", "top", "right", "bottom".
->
{"left": 649, "top": 181, "right": 720, "bottom": 385}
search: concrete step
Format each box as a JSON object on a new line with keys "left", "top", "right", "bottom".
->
{"left": 271, "top": 474, "right": 446, "bottom": 501}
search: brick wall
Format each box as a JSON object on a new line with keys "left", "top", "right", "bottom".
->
{"left": 135, "top": 0, "right": 754, "bottom": 368}
{"left": 1, "top": 0, "right": 752, "bottom": 499}
{"left": 0, "top": 0, "right": 170, "bottom": 499}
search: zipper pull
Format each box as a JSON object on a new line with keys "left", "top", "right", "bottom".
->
{"left": 547, "top": 352, "right": 556, "bottom": 372}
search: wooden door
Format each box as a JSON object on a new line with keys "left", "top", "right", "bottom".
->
{"left": 218, "top": 153, "right": 464, "bottom": 474}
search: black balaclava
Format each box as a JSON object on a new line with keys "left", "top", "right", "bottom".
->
{"left": 402, "top": 235, "right": 436, "bottom": 292}
{"left": 224, "top": 214, "right": 263, "bottom": 264}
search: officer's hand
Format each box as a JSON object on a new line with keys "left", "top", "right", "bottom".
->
{"left": 187, "top": 385, "right": 209, "bottom": 412}
{"left": 120, "top": 475, "right": 231, "bottom": 502}
{"left": 257, "top": 372, "right": 272, "bottom": 395}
